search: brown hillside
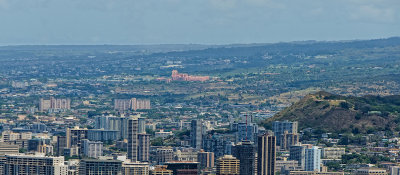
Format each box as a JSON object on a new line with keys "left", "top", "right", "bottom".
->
{"left": 263, "top": 91, "right": 400, "bottom": 133}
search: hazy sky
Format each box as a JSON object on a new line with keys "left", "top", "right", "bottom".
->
{"left": 0, "top": 0, "right": 399, "bottom": 45}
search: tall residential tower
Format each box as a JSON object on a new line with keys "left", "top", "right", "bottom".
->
{"left": 257, "top": 133, "right": 276, "bottom": 175}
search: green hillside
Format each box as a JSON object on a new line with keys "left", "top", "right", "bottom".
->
{"left": 264, "top": 91, "right": 400, "bottom": 133}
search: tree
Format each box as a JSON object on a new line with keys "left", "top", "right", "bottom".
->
{"left": 340, "top": 102, "right": 350, "bottom": 109}
{"left": 326, "top": 162, "right": 341, "bottom": 171}
{"left": 151, "top": 137, "right": 164, "bottom": 146}
{"left": 19, "top": 148, "right": 27, "bottom": 153}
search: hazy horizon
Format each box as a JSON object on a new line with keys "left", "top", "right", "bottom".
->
{"left": 1, "top": 36, "right": 400, "bottom": 47}
{"left": 1, "top": 0, "right": 399, "bottom": 45}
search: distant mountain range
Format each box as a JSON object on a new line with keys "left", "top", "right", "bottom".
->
{"left": 263, "top": 91, "right": 400, "bottom": 133}
{"left": 2, "top": 37, "right": 400, "bottom": 54}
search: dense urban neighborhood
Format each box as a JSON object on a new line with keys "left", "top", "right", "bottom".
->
{"left": 0, "top": 38, "right": 400, "bottom": 174}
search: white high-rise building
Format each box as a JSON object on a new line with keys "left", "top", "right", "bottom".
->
{"left": 131, "top": 98, "right": 151, "bottom": 111}
{"left": 114, "top": 99, "right": 131, "bottom": 111}
{"left": 95, "top": 114, "right": 143, "bottom": 140}
{"left": 39, "top": 97, "right": 71, "bottom": 112}
{"left": 81, "top": 139, "right": 103, "bottom": 158}
{"left": 128, "top": 117, "right": 138, "bottom": 162}
{"left": 305, "top": 146, "right": 321, "bottom": 172}
{"left": 390, "top": 166, "right": 400, "bottom": 175}
{"left": 114, "top": 98, "right": 150, "bottom": 111}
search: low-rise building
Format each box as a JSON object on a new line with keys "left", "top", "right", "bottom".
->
{"left": 283, "top": 171, "right": 345, "bottom": 175}
{"left": 150, "top": 165, "right": 173, "bottom": 175}
{"left": 3, "top": 154, "right": 68, "bottom": 175}
{"left": 122, "top": 161, "right": 149, "bottom": 175}
{"left": 355, "top": 167, "right": 387, "bottom": 175}
{"left": 0, "top": 143, "right": 19, "bottom": 155}
{"left": 321, "top": 147, "right": 345, "bottom": 159}
{"left": 155, "top": 130, "right": 173, "bottom": 139}
{"left": 79, "top": 159, "right": 122, "bottom": 175}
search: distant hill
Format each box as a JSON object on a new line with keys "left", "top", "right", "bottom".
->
{"left": 155, "top": 37, "right": 400, "bottom": 58}
{"left": 263, "top": 91, "right": 400, "bottom": 133}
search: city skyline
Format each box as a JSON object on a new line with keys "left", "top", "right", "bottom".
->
{"left": 0, "top": 1, "right": 399, "bottom": 174}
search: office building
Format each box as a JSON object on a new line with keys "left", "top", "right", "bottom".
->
{"left": 233, "top": 141, "right": 255, "bottom": 175}
{"left": 203, "top": 134, "right": 235, "bottom": 158}
{"left": 122, "top": 161, "right": 150, "bottom": 175}
{"left": 198, "top": 150, "right": 214, "bottom": 170}
{"left": 56, "top": 136, "right": 67, "bottom": 156}
{"left": 81, "top": 139, "right": 103, "bottom": 158}
{"left": 3, "top": 154, "right": 68, "bottom": 175}
{"left": 190, "top": 120, "right": 203, "bottom": 149}
{"left": 272, "top": 121, "right": 298, "bottom": 146}
{"left": 79, "top": 159, "right": 122, "bottom": 175}
{"left": 164, "top": 161, "right": 199, "bottom": 175}
{"left": 128, "top": 117, "right": 138, "bottom": 161}
{"left": 258, "top": 134, "right": 276, "bottom": 175}
{"left": 305, "top": 146, "right": 321, "bottom": 172}
{"left": 236, "top": 123, "right": 258, "bottom": 143}
{"left": 137, "top": 133, "right": 150, "bottom": 162}
{"left": 216, "top": 155, "right": 240, "bottom": 175}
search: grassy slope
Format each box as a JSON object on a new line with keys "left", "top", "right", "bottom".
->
{"left": 264, "top": 91, "right": 400, "bottom": 133}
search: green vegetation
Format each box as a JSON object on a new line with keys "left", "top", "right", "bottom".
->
{"left": 19, "top": 148, "right": 27, "bottom": 153}
{"left": 64, "top": 155, "right": 79, "bottom": 161}
{"left": 342, "top": 154, "right": 391, "bottom": 164}
{"left": 265, "top": 91, "right": 400, "bottom": 134}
